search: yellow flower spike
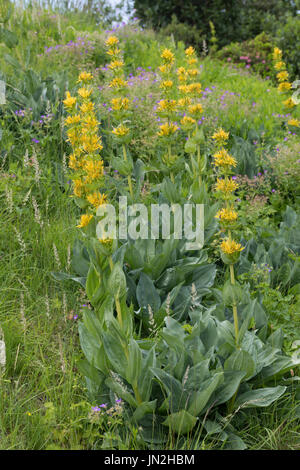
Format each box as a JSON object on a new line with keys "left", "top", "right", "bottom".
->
{"left": 220, "top": 238, "right": 244, "bottom": 255}
{"left": 81, "top": 134, "right": 103, "bottom": 153}
{"left": 188, "top": 57, "right": 198, "bottom": 66}
{"left": 111, "top": 97, "right": 130, "bottom": 111}
{"left": 109, "top": 77, "right": 128, "bottom": 89}
{"left": 185, "top": 46, "right": 196, "bottom": 57}
{"left": 187, "top": 68, "right": 199, "bottom": 77}
{"left": 108, "top": 60, "right": 125, "bottom": 70}
{"left": 78, "top": 71, "right": 93, "bottom": 82}
{"left": 215, "top": 207, "right": 238, "bottom": 223}
{"left": 212, "top": 128, "right": 230, "bottom": 143}
{"left": 188, "top": 83, "right": 202, "bottom": 95}
{"left": 112, "top": 124, "right": 130, "bottom": 137}
{"left": 213, "top": 148, "right": 237, "bottom": 168}
{"left": 67, "top": 128, "right": 80, "bottom": 146}
{"left": 177, "top": 97, "right": 192, "bottom": 108}
{"left": 87, "top": 191, "right": 107, "bottom": 208}
{"left": 273, "top": 47, "right": 282, "bottom": 61}
{"left": 77, "top": 214, "right": 93, "bottom": 228}
{"left": 105, "top": 36, "right": 119, "bottom": 47}
{"left": 83, "top": 160, "right": 104, "bottom": 182}
{"left": 283, "top": 97, "right": 296, "bottom": 109}
{"left": 215, "top": 178, "right": 239, "bottom": 193}
{"left": 179, "top": 84, "right": 191, "bottom": 95}
{"left": 63, "top": 91, "right": 76, "bottom": 109}
{"left": 180, "top": 115, "right": 196, "bottom": 130}
{"left": 278, "top": 82, "right": 292, "bottom": 92}
{"left": 159, "top": 64, "right": 172, "bottom": 74}
{"left": 157, "top": 99, "right": 177, "bottom": 113}
{"left": 157, "top": 122, "right": 179, "bottom": 137}
{"left": 276, "top": 71, "right": 289, "bottom": 82}
{"left": 161, "top": 48, "right": 175, "bottom": 64}
{"left": 65, "top": 114, "right": 81, "bottom": 126}
{"left": 160, "top": 80, "right": 173, "bottom": 90}
{"left": 82, "top": 115, "right": 99, "bottom": 130}
{"left": 188, "top": 103, "right": 203, "bottom": 117}
{"left": 73, "top": 179, "right": 84, "bottom": 197}
{"left": 80, "top": 102, "right": 95, "bottom": 113}
{"left": 68, "top": 153, "right": 79, "bottom": 170}
{"left": 288, "top": 118, "right": 300, "bottom": 127}
{"left": 78, "top": 87, "right": 93, "bottom": 99}
{"left": 177, "top": 66, "right": 187, "bottom": 75}
{"left": 106, "top": 47, "right": 121, "bottom": 57}
{"left": 274, "top": 61, "right": 285, "bottom": 71}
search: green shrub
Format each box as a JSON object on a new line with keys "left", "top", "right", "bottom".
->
{"left": 216, "top": 32, "right": 276, "bottom": 80}
{"left": 158, "top": 15, "right": 205, "bottom": 53}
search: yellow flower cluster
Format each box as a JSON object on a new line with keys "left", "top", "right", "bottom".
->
{"left": 273, "top": 48, "right": 292, "bottom": 95}
{"left": 212, "top": 128, "right": 229, "bottom": 145}
{"left": 177, "top": 47, "right": 203, "bottom": 148}
{"left": 158, "top": 122, "right": 179, "bottom": 137}
{"left": 112, "top": 124, "right": 130, "bottom": 137}
{"left": 213, "top": 148, "right": 237, "bottom": 169}
{"left": 180, "top": 115, "right": 196, "bottom": 132}
{"left": 64, "top": 71, "right": 106, "bottom": 229}
{"left": 105, "top": 35, "right": 131, "bottom": 131}
{"left": 215, "top": 177, "right": 238, "bottom": 194}
{"left": 220, "top": 238, "right": 244, "bottom": 255}
{"left": 215, "top": 207, "right": 238, "bottom": 224}
{"left": 105, "top": 36, "right": 133, "bottom": 197}
{"left": 157, "top": 48, "right": 178, "bottom": 141}
{"left": 273, "top": 47, "right": 299, "bottom": 130}
{"left": 211, "top": 128, "right": 243, "bottom": 257}
{"left": 287, "top": 118, "right": 300, "bottom": 128}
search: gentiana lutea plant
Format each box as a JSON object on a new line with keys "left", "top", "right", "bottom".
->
{"left": 60, "top": 35, "right": 300, "bottom": 445}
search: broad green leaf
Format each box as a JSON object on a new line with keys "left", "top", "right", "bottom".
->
{"left": 188, "top": 372, "right": 223, "bottom": 416}
{"left": 132, "top": 400, "right": 157, "bottom": 423}
{"left": 224, "top": 349, "right": 255, "bottom": 380}
{"left": 209, "top": 371, "right": 246, "bottom": 407}
{"left": 138, "top": 346, "right": 156, "bottom": 402}
{"left": 86, "top": 264, "right": 102, "bottom": 305}
{"left": 235, "top": 385, "right": 286, "bottom": 408}
{"left": 136, "top": 272, "right": 161, "bottom": 312}
{"left": 72, "top": 239, "right": 90, "bottom": 277}
{"left": 125, "top": 339, "right": 142, "bottom": 387}
{"left": 184, "top": 359, "right": 210, "bottom": 390}
{"left": 224, "top": 433, "right": 247, "bottom": 450}
{"left": 101, "top": 330, "right": 128, "bottom": 377}
{"left": 51, "top": 271, "right": 86, "bottom": 287}
{"left": 151, "top": 367, "right": 188, "bottom": 413}
{"left": 260, "top": 356, "right": 300, "bottom": 381}
{"left": 108, "top": 262, "right": 127, "bottom": 299}
{"left": 163, "top": 410, "right": 198, "bottom": 434}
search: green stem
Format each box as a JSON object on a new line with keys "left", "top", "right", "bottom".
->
{"left": 122, "top": 144, "right": 133, "bottom": 199}
{"left": 230, "top": 263, "right": 239, "bottom": 345}
{"left": 168, "top": 145, "right": 175, "bottom": 183}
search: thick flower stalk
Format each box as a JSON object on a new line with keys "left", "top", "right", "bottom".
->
{"left": 273, "top": 47, "right": 299, "bottom": 129}
{"left": 179, "top": 47, "right": 204, "bottom": 184}
{"left": 157, "top": 48, "right": 179, "bottom": 182}
{"left": 212, "top": 129, "right": 243, "bottom": 344}
{"left": 105, "top": 35, "right": 134, "bottom": 198}
{"left": 63, "top": 72, "right": 107, "bottom": 230}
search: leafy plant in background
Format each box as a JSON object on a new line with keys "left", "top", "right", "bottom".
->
{"left": 216, "top": 32, "right": 276, "bottom": 80}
